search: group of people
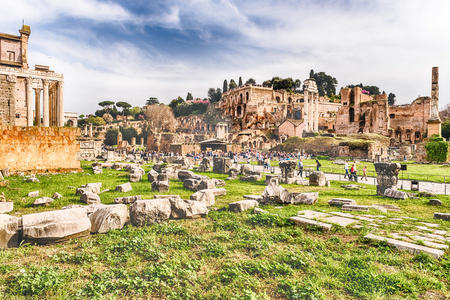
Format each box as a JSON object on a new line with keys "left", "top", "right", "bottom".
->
{"left": 344, "top": 161, "right": 368, "bottom": 182}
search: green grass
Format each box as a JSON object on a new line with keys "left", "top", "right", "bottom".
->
{"left": 1, "top": 161, "right": 450, "bottom": 299}
{"left": 245, "top": 158, "right": 450, "bottom": 183}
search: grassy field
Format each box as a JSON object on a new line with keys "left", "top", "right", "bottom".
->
{"left": 245, "top": 158, "right": 450, "bottom": 183}
{"left": 1, "top": 161, "right": 450, "bottom": 299}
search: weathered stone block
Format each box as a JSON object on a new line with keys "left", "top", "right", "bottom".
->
{"left": 198, "top": 179, "right": 216, "bottom": 190}
{"left": 129, "top": 174, "right": 142, "bottom": 182}
{"left": 0, "top": 202, "right": 13, "bottom": 213}
{"left": 89, "top": 204, "right": 128, "bottom": 234}
{"left": 309, "top": 171, "right": 327, "bottom": 187}
{"left": 32, "top": 197, "right": 53, "bottom": 206}
{"left": 190, "top": 190, "right": 215, "bottom": 207}
{"left": 114, "top": 195, "right": 142, "bottom": 204}
{"left": 328, "top": 198, "right": 356, "bottom": 207}
{"left": 129, "top": 199, "right": 171, "bottom": 226}
{"left": 341, "top": 205, "right": 369, "bottom": 212}
{"left": 28, "top": 191, "right": 39, "bottom": 197}
{"left": 80, "top": 192, "right": 101, "bottom": 205}
{"left": 290, "top": 216, "right": 331, "bottom": 231}
{"left": 374, "top": 162, "right": 401, "bottom": 195}
{"left": 229, "top": 200, "right": 258, "bottom": 212}
{"left": 434, "top": 213, "right": 450, "bottom": 221}
{"left": 116, "top": 182, "right": 132, "bottom": 192}
{"left": 178, "top": 170, "right": 196, "bottom": 182}
{"left": 0, "top": 214, "right": 20, "bottom": 248}
{"left": 293, "top": 192, "right": 319, "bottom": 205}
{"left": 428, "top": 199, "right": 442, "bottom": 206}
{"left": 384, "top": 188, "right": 408, "bottom": 200}
{"left": 22, "top": 208, "right": 91, "bottom": 244}
{"left": 213, "top": 157, "right": 232, "bottom": 174}
{"left": 147, "top": 169, "right": 159, "bottom": 182}
{"left": 169, "top": 198, "right": 208, "bottom": 219}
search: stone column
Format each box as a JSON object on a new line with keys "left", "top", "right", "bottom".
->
{"left": 26, "top": 77, "right": 33, "bottom": 126}
{"left": 6, "top": 75, "right": 17, "bottom": 125}
{"left": 430, "top": 67, "right": 440, "bottom": 121}
{"left": 304, "top": 91, "right": 309, "bottom": 131}
{"left": 42, "top": 79, "right": 49, "bottom": 127}
{"left": 35, "top": 88, "right": 41, "bottom": 126}
{"left": 279, "top": 160, "right": 296, "bottom": 184}
{"left": 89, "top": 124, "right": 93, "bottom": 137}
{"left": 314, "top": 93, "right": 319, "bottom": 132}
{"left": 309, "top": 95, "right": 314, "bottom": 132}
{"left": 84, "top": 125, "right": 88, "bottom": 136}
{"left": 57, "top": 81, "right": 64, "bottom": 127}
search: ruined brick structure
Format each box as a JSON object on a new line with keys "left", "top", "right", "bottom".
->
{"left": 0, "top": 25, "right": 65, "bottom": 127}
{"left": 336, "top": 82, "right": 436, "bottom": 145}
{"left": 219, "top": 83, "right": 340, "bottom": 136}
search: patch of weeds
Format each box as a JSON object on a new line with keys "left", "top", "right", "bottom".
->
{"left": 152, "top": 222, "right": 188, "bottom": 236}
{"left": 342, "top": 257, "right": 414, "bottom": 297}
{"left": 8, "top": 266, "right": 64, "bottom": 296}
{"left": 52, "top": 251, "right": 98, "bottom": 264}
{"left": 163, "top": 235, "right": 203, "bottom": 250}
{"left": 202, "top": 241, "right": 227, "bottom": 258}
{"left": 277, "top": 251, "right": 309, "bottom": 270}
{"left": 277, "top": 279, "right": 323, "bottom": 300}
{"left": 247, "top": 213, "right": 292, "bottom": 227}
{"left": 327, "top": 236, "right": 341, "bottom": 244}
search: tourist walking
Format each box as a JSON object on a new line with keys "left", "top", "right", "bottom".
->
{"left": 344, "top": 161, "right": 349, "bottom": 179}
{"left": 361, "top": 166, "right": 368, "bottom": 181}
{"left": 297, "top": 158, "right": 304, "bottom": 177}
{"left": 350, "top": 163, "right": 357, "bottom": 182}
{"left": 316, "top": 159, "right": 321, "bottom": 171}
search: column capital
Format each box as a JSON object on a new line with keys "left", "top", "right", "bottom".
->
{"left": 42, "top": 78, "right": 49, "bottom": 86}
{"left": 26, "top": 77, "right": 33, "bottom": 84}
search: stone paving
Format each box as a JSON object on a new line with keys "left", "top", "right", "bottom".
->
{"left": 292, "top": 208, "right": 450, "bottom": 259}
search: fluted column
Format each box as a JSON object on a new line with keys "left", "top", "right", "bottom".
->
{"left": 42, "top": 79, "right": 49, "bottom": 127}
{"left": 304, "top": 91, "right": 309, "bottom": 131}
{"left": 26, "top": 77, "right": 33, "bottom": 126}
{"left": 35, "top": 88, "right": 41, "bottom": 126}
{"left": 57, "top": 81, "right": 64, "bottom": 127}
{"left": 314, "top": 93, "right": 319, "bottom": 132}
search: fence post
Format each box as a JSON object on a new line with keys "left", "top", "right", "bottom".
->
{"left": 445, "top": 176, "right": 447, "bottom": 195}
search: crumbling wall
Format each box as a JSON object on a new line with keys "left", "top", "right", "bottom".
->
{"left": 0, "top": 126, "right": 81, "bottom": 173}
{"left": 0, "top": 75, "right": 15, "bottom": 125}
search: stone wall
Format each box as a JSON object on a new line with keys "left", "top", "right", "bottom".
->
{"left": 0, "top": 126, "right": 81, "bottom": 173}
{"left": 77, "top": 138, "right": 102, "bottom": 160}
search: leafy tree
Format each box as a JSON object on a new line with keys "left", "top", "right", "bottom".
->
{"left": 79, "top": 114, "right": 85, "bottom": 119}
{"left": 262, "top": 80, "right": 272, "bottom": 87}
{"left": 264, "top": 77, "right": 294, "bottom": 91}
{"left": 294, "top": 79, "right": 302, "bottom": 90}
{"left": 104, "top": 128, "right": 118, "bottom": 146}
{"left": 186, "top": 92, "right": 193, "bottom": 100}
{"left": 238, "top": 76, "right": 243, "bottom": 86}
{"left": 173, "top": 101, "right": 209, "bottom": 117}
{"left": 121, "top": 127, "right": 138, "bottom": 144}
{"left": 146, "top": 97, "right": 159, "bottom": 105}
{"left": 388, "top": 93, "right": 396, "bottom": 106}
{"left": 229, "top": 79, "right": 237, "bottom": 90}
{"left": 208, "top": 88, "right": 222, "bottom": 103}
{"left": 129, "top": 106, "right": 141, "bottom": 119}
{"left": 169, "top": 96, "right": 185, "bottom": 109}
{"left": 98, "top": 101, "right": 115, "bottom": 114}
{"left": 87, "top": 115, "right": 106, "bottom": 126}
{"left": 441, "top": 121, "right": 450, "bottom": 140}
{"left": 223, "top": 79, "right": 228, "bottom": 93}
{"left": 245, "top": 78, "right": 256, "bottom": 85}
{"left": 116, "top": 101, "right": 132, "bottom": 116}
{"left": 310, "top": 72, "right": 338, "bottom": 96}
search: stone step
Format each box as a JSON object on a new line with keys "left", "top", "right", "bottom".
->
{"left": 290, "top": 216, "right": 332, "bottom": 231}
{"left": 243, "top": 195, "right": 263, "bottom": 201}
{"left": 364, "top": 233, "right": 444, "bottom": 259}
{"left": 328, "top": 198, "right": 356, "bottom": 207}
{"left": 341, "top": 205, "right": 369, "bottom": 212}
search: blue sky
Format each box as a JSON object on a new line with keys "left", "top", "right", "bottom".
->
{"left": 1, "top": 0, "right": 450, "bottom": 114}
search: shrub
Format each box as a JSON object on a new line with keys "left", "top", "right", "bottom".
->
{"left": 425, "top": 135, "right": 449, "bottom": 162}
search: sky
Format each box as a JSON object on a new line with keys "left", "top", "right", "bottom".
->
{"left": 1, "top": 0, "right": 450, "bottom": 115}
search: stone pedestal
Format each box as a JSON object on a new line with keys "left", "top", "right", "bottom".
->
{"left": 213, "top": 157, "right": 232, "bottom": 174}
{"left": 374, "top": 162, "right": 401, "bottom": 195}
{"left": 279, "top": 161, "right": 296, "bottom": 184}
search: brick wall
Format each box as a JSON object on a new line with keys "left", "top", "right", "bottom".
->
{"left": 0, "top": 126, "right": 81, "bottom": 173}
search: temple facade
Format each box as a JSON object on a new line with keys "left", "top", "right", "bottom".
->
{"left": 0, "top": 25, "right": 64, "bottom": 127}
